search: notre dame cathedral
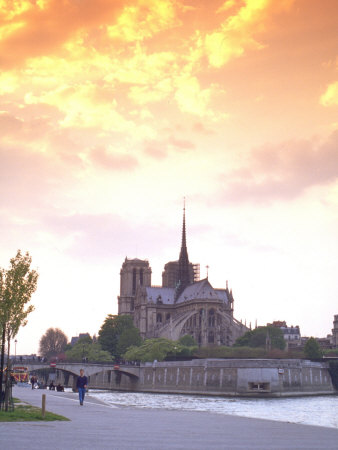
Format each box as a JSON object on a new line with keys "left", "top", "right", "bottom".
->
{"left": 117, "top": 207, "right": 248, "bottom": 346}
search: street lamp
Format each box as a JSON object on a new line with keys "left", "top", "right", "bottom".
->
{"left": 14, "top": 339, "right": 17, "bottom": 361}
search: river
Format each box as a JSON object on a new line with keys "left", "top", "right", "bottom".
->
{"left": 89, "top": 391, "right": 338, "bottom": 429}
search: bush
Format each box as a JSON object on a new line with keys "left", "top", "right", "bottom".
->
{"left": 234, "top": 326, "right": 286, "bottom": 350}
{"left": 124, "top": 338, "right": 195, "bottom": 362}
{"left": 195, "top": 346, "right": 266, "bottom": 359}
{"left": 304, "top": 337, "right": 322, "bottom": 359}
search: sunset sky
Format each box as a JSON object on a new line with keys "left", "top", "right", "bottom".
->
{"left": 1, "top": 0, "right": 337, "bottom": 355}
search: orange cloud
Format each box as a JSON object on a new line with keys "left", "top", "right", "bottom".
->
{"left": 0, "top": 0, "right": 129, "bottom": 68}
{"left": 107, "top": 0, "right": 179, "bottom": 42}
{"left": 205, "top": 0, "right": 295, "bottom": 67}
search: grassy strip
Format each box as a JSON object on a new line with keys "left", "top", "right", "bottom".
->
{"left": 0, "top": 404, "right": 69, "bottom": 422}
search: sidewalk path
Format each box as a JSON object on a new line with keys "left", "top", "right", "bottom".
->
{"left": 1, "top": 387, "right": 338, "bottom": 449}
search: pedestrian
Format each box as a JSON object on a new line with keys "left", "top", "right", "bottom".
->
{"left": 76, "top": 369, "right": 88, "bottom": 406}
{"left": 31, "top": 376, "right": 35, "bottom": 389}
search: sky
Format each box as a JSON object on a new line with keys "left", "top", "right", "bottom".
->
{"left": 0, "top": 0, "right": 337, "bottom": 355}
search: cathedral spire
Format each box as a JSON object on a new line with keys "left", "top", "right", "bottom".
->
{"left": 176, "top": 198, "right": 191, "bottom": 299}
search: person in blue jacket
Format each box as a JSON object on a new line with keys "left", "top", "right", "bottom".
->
{"left": 76, "top": 369, "right": 88, "bottom": 406}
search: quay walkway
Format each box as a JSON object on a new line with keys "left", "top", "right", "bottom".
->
{"left": 1, "top": 386, "right": 338, "bottom": 449}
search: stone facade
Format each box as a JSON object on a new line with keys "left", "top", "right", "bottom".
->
{"left": 118, "top": 208, "right": 248, "bottom": 346}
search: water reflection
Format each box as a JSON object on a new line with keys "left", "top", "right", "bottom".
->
{"left": 89, "top": 391, "right": 338, "bottom": 429}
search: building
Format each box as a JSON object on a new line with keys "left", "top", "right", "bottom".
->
{"left": 70, "top": 333, "right": 91, "bottom": 346}
{"left": 332, "top": 314, "right": 338, "bottom": 347}
{"left": 118, "top": 207, "right": 248, "bottom": 346}
{"left": 268, "top": 321, "right": 301, "bottom": 347}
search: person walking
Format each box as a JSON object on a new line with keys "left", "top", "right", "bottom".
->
{"left": 76, "top": 369, "right": 88, "bottom": 406}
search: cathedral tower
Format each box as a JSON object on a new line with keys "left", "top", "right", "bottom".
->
{"left": 118, "top": 258, "right": 151, "bottom": 315}
{"left": 162, "top": 203, "right": 199, "bottom": 290}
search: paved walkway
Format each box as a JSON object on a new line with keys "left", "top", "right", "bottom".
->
{"left": 1, "top": 387, "right": 338, "bottom": 449}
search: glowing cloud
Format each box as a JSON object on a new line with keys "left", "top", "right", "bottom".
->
{"left": 320, "top": 81, "right": 338, "bottom": 106}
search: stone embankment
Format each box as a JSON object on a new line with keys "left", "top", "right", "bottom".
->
{"left": 54, "top": 359, "right": 335, "bottom": 397}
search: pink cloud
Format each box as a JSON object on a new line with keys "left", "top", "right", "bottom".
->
{"left": 218, "top": 131, "right": 338, "bottom": 203}
{"left": 168, "top": 136, "right": 195, "bottom": 149}
{"left": 89, "top": 146, "right": 138, "bottom": 170}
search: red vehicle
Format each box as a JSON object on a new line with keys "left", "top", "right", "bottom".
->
{"left": 12, "top": 366, "right": 29, "bottom": 383}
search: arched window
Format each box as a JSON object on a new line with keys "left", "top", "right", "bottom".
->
{"left": 166, "top": 313, "right": 171, "bottom": 321}
{"left": 208, "top": 309, "right": 215, "bottom": 327}
{"left": 156, "top": 313, "right": 162, "bottom": 323}
{"left": 199, "top": 309, "right": 203, "bottom": 326}
{"left": 140, "top": 268, "right": 144, "bottom": 285}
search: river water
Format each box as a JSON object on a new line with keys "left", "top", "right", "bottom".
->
{"left": 89, "top": 391, "right": 338, "bottom": 429}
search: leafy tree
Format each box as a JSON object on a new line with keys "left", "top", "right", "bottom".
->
{"left": 234, "top": 326, "right": 286, "bottom": 350}
{"left": 98, "top": 314, "right": 142, "bottom": 358}
{"left": 179, "top": 334, "right": 197, "bottom": 347}
{"left": 117, "top": 327, "right": 142, "bottom": 357}
{"left": 39, "top": 328, "right": 68, "bottom": 359}
{"left": 304, "top": 337, "right": 322, "bottom": 359}
{"left": 65, "top": 337, "right": 112, "bottom": 362}
{"left": 0, "top": 250, "right": 38, "bottom": 410}
{"left": 124, "top": 338, "right": 194, "bottom": 362}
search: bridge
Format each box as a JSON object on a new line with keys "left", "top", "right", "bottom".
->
{"left": 22, "top": 362, "right": 140, "bottom": 379}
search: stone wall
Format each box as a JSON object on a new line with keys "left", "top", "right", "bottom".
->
{"left": 59, "top": 359, "right": 335, "bottom": 397}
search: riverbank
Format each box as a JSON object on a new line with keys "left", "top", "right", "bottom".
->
{"left": 2, "top": 386, "right": 338, "bottom": 449}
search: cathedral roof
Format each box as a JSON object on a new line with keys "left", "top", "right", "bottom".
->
{"left": 145, "top": 287, "right": 175, "bottom": 304}
{"left": 144, "top": 279, "right": 229, "bottom": 305}
{"left": 176, "top": 278, "right": 229, "bottom": 304}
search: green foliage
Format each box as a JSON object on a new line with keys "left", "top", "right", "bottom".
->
{"left": 0, "top": 250, "right": 38, "bottom": 343}
{"left": 39, "top": 328, "right": 68, "bottom": 359}
{"left": 196, "top": 345, "right": 267, "bottom": 359}
{"left": 117, "top": 327, "right": 142, "bottom": 357}
{"left": 0, "top": 404, "right": 69, "bottom": 422}
{"left": 65, "top": 338, "right": 112, "bottom": 362}
{"left": 323, "top": 348, "right": 338, "bottom": 357}
{"left": 98, "top": 314, "right": 142, "bottom": 358}
{"left": 234, "top": 326, "right": 286, "bottom": 350}
{"left": 178, "top": 334, "right": 197, "bottom": 347}
{"left": 304, "top": 337, "right": 322, "bottom": 359}
{"left": 124, "top": 338, "right": 195, "bottom": 362}
{"left": 0, "top": 250, "right": 38, "bottom": 409}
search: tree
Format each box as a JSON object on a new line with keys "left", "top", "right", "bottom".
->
{"left": 0, "top": 250, "right": 38, "bottom": 410}
{"left": 39, "top": 328, "right": 68, "bottom": 359}
{"left": 98, "top": 314, "right": 142, "bottom": 359}
{"left": 179, "top": 334, "right": 197, "bottom": 347}
{"left": 117, "top": 327, "right": 142, "bottom": 357}
{"left": 65, "top": 336, "right": 112, "bottom": 362}
{"left": 304, "top": 337, "right": 322, "bottom": 359}
{"left": 124, "top": 338, "right": 195, "bottom": 363}
{"left": 234, "top": 326, "right": 286, "bottom": 350}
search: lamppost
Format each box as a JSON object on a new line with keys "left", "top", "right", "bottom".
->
{"left": 14, "top": 339, "right": 17, "bottom": 362}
